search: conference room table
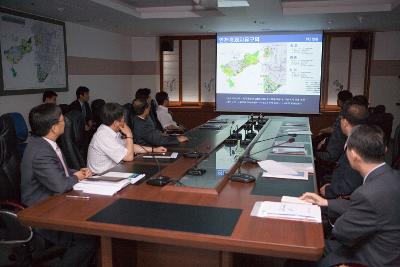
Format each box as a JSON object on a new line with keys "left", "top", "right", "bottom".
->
{"left": 18, "top": 115, "right": 324, "bottom": 267}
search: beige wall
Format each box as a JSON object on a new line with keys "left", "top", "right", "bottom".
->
{"left": 370, "top": 31, "right": 400, "bottom": 136}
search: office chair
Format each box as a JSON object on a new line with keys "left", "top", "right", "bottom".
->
{"left": 5, "top": 112, "right": 29, "bottom": 157}
{"left": 57, "top": 110, "right": 86, "bottom": 170}
{"left": 0, "top": 114, "right": 21, "bottom": 202}
{"left": 392, "top": 123, "right": 400, "bottom": 168}
{"left": 123, "top": 103, "right": 135, "bottom": 131}
{"left": 91, "top": 99, "right": 105, "bottom": 131}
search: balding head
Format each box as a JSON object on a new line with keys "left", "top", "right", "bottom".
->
{"left": 340, "top": 100, "right": 369, "bottom": 136}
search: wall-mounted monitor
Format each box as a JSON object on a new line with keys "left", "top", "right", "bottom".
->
{"left": 216, "top": 32, "right": 323, "bottom": 114}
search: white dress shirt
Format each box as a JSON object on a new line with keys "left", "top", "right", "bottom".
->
{"left": 42, "top": 137, "right": 69, "bottom": 176}
{"left": 156, "top": 105, "right": 177, "bottom": 129}
{"left": 87, "top": 124, "right": 127, "bottom": 174}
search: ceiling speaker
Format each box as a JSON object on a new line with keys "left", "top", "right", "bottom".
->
{"left": 161, "top": 39, "right": 174, "bottom": 51}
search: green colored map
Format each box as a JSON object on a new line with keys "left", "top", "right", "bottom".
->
{"left": 221, "top": 51, "right": 260, "bottom": 88}
{"left": 4, "top": 35, "right": 49, "bottom": 82}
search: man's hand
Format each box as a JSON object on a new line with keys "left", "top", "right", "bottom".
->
{"left": 73, "top": 168, "right": 91, "bottom": 181}
{"left": 80, "top": 168, "right": 92, "bottom": 178}
{"left": 154, "top": 146, "right": 167, "bottom": 153}
{"left": 119, "top": 122, "right": 133, "bottom": 138}
{"left": 319, "top": 183, "right": 330, "bottom": 197}
{"left": 177, "top": 135, "right": 188, "bottom": 143}
{"left": 300, "top": 192, "right": 328, "bottom": 207}
{"left": 317, "top": 138, "right": 326, "bottom": 150}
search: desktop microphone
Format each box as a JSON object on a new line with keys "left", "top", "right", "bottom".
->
{"left": 182, "top": 135, "right": 205, "bottom": 158}
{"left": 229, "top": 137, "right": 296, "bottom": 182}
{"left": 133, "top": 143, "right": 172, "bottom": 186}
{"left": 241, "top": 137, "right": 296, "bottom": 163}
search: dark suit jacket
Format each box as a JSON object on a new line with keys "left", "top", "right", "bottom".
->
{"left": 133, "top": 116, "right": 179, "bottom": 146}
{"left": 316, "top": 116, "right": 346, "bottom": 162}
{"left": 324, "top": 151, "right": 363, "bottom": 199}
{"left": 21, "top": 136, "right": 78, "bottom": 207}
{"left": 321, "top": 164, "right": 400, "bottom": 267}
{"left": 70, "top": 100, "right": 92, "bottom": 123}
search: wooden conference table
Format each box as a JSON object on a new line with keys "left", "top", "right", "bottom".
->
{"left": 19, "top": 115, "right": 324, "bottom": 267}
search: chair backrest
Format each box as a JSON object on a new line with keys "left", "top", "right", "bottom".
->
{"left": 59, "top": 104, "right": 71, "bottom": 115}
{"left": 393, "top": 123, "right": 400, "bottom": 167}
{"left": 123, "top": 103, "right": 134, "bottom": 131}
{"left": 91, "top": 99, "right": 105, "bottom": 130}
{"left": 57, "top": 110, "right": 86, "bottom": 170}
{"left": 368, "top": 112, "right": 394, "bottom": 145}
{"left": 0, "top": 114, "right": 21, "bottom": 202}
{"left": 5, "top": 113, "right": 28, "bottom": 143}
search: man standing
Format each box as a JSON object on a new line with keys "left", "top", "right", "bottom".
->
{"left": 87, "top": 103, "right": 167, "bottom": 174}
{"left": 301, "top": 125, "right": 400, "bottom": 267}
{"left": 132, "top": 98, "right": 188, "bottom": 146}
{"left": 21, "top": 103, "right": 96, "bottom": 267}
{"left": 70, "top": 86, "right": 93, "bottom": 129}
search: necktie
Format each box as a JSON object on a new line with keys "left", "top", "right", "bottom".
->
{"left": 81, "top": 103, "right": 87, "bottom": 119}
{"left": 55, "top": 146, "right": 69, "bottom": 176}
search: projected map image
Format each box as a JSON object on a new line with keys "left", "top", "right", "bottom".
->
{"left": 261, "top": 45, "right": 287, "bottom": 93}
{"left": 218, "top": 43, "right": 289, "bottom": 94}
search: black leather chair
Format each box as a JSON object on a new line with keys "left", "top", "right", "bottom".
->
{"left": 57, "top": 110, "right": 86, "bottom": 170}
{"left": 392, "top": 123, "right": 400, "bottom": 168}
{"left": 368, "top": 108, "right": 394, "bottom": 146}
{"left": 59, "top": 104, "right": 71, "bottom": 115}
{"left": 0, "top": 114, "right": 21, "bottom": 202}
{"left": 91, "top": 99, "right": 105, "bottom": 131}
{"left": 0, "top": 114, "right": 64, "bottom": 266}
{"left": 123, "top": 103, "right": 135, "bottom": 131}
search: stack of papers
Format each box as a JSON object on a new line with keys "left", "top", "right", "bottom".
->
{"left": 73, "top": 172, "right": 145, "bottom": 196}
{"left": 251, "top": 199, "right": 321, "bottom": 223}
{"left": 258, "top": 160, "right": 312, "bottom": 180}
{"left": 271, "top": 147, "right": 306, "bottom": 155}
{"left": 282, "top": 122, "right": 307, "bottom": 127}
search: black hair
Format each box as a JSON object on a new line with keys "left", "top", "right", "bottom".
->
{"left": 347, "top": 125, "right": 385, "bottom": 163}
{"left": 341, "top": 100, "right": 369, "bottom": 126}
{"left": 352, "top": 95, "right": 369, "bottom": 108}
{"left": 132, "top": 98, "right": 149, "bottom": 115}
{"left": 337, "top": 90, "right": 353, "bottom": 103}
{"left": 155, "top": 91, "right": 169, "bottom": 105}
{"left": 76, "top": 86, "right": 89, "bottom": 99}
{"left": 100, "top": 103, "right": 124, "bottom": 126}
{"left": 135, "top": 88, "right": 151, "bottom": 100}
{"left": 42, "top": 90, "right": 57, "bottom": 102}
{"left": 29, "top": 103, "right": 62, "bottom": 136}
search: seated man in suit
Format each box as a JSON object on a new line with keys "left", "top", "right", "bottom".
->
{"left": 316, "top": 90, "right": 353, "bottom": 163}
{"left": 87, "top": 102, "right": 166, "bottom": 174}
{"left": 135, "top": 88, "right": 163, "bottom": 131}
{"left": 132, "top": 98, "right": 188, "bottom": 146}
{"left": 301, "top": 125, "right": 400, "bottom": 267}
{"left": 21, "top": 103, "right": 96, "bottom": 267}
{"left": 70, "top": 86, "right": 93, "bottom": 130}
{"left": 155, "top": 91, "right": 184, "bottom": 132}
{"left": 320, "top": 100, "right": 369, "bottom": 199}
{"left": 42, "top": 90, "right": 58, "bottom": 104}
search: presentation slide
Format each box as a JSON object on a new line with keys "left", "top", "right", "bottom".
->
{"left": 216, "top": 32, "right": 323, "bottom": 114}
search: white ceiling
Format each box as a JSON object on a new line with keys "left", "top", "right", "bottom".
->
{"left": 0, "top": 0, "right": 399, "bottom": 36}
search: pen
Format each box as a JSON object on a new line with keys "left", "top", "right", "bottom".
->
{"left": 65, "top": 195, "right": 90, "bottom": 200}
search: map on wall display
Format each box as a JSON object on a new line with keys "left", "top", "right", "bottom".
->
{"left": 0, "top": 8, "right": 67, "bottom": 94}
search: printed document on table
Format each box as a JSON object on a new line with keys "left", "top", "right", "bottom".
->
{"left": 251, "top": 201, "right": 321, "bottom": 223}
